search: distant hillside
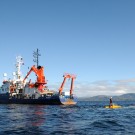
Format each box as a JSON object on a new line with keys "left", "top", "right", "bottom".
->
{"left": 79, "top": 93, "right": 135, "bottom": 101}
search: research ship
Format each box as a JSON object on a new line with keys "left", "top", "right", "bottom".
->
{"left": 0, "top": 50, "right": 77, "bottom": 105}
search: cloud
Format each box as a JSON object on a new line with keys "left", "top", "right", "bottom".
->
{"left": 114, "top": 90, "right": 126, "bottom": 94}
{"left": 75, "top": 79, "right": 135, "bottom": 97}
{"left": 47, "top": 78, "right": 135, "bottom": 97}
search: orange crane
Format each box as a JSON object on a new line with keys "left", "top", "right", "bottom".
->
{"left": 59, "top": 73, "right": 76, "bottom": 96}
{"left": 23, "top": 65, "right": 47, "bottom": 92}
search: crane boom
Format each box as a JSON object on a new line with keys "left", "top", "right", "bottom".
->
{"left": 59, "top": 73, "right": 76, "bottom": 96}
{"left": 23, "top": 65, "right": 46, "bottom": 84}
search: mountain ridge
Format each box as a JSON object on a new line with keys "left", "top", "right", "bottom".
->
{"left": 78, "top": 93, "right": 135, "bottom": 101}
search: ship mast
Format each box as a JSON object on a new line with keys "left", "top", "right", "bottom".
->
{"left": 16, "top": 56, "right": 24, "bottom": 80}
{"left": 33, "top": 48, "right": 41, "bottom": 68}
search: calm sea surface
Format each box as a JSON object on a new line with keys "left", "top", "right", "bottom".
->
{"left": 0, "top": 101, "right": 135, "bottom": 135}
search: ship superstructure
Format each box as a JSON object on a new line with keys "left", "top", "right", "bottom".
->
{"left": 0, "top": 56, "right": 24, "bottom": 94}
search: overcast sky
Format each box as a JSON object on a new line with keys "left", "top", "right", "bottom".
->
{"left": 0, "top": 0, "right": 135, "bottom": 97}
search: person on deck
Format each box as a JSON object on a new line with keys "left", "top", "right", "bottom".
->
{"left": 109, "top": 97, "right": 113, "bottom": 108}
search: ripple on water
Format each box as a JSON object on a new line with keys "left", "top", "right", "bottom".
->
{"left": 0, "top": 101, "right": 135, "bottom": 134}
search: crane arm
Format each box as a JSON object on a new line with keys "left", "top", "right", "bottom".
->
{"left": 23, "top": 67, "right": 34, "bottom": 83}
{"left": 59, "top": 73, "right": 76, "bottom": 96}
{"left": 23, "top": 65, "right": 46, "bottom": 84}
{"left": 70, "top": 77, "right": 76, "bottom": 96}
{"left": 59, "top": 77, "right": 67, "bottom": 95}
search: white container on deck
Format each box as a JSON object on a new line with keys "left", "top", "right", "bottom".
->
{"left": 62, "top": 91, "right": 70, "bottom": 96}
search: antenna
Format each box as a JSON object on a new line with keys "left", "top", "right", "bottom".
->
{"left": 16, "top": 56, "right": 24, "bottom": 80}
{"left": 33, "top": 48, "right": 41, "bottom": 68}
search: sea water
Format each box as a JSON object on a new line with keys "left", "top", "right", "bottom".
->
{"left": 0, "top": 101, "right": 135, "bottom": 135}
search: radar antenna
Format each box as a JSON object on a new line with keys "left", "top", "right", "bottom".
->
{"left": 33, "top": 48, "right": 41, "bottom": 68}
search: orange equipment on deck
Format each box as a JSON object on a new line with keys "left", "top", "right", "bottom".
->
{"left": 23, "top": 65, "right": 47, "bottom": 92}
{"left": 59, "top": 73, "right": 76, "bottom": 96}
